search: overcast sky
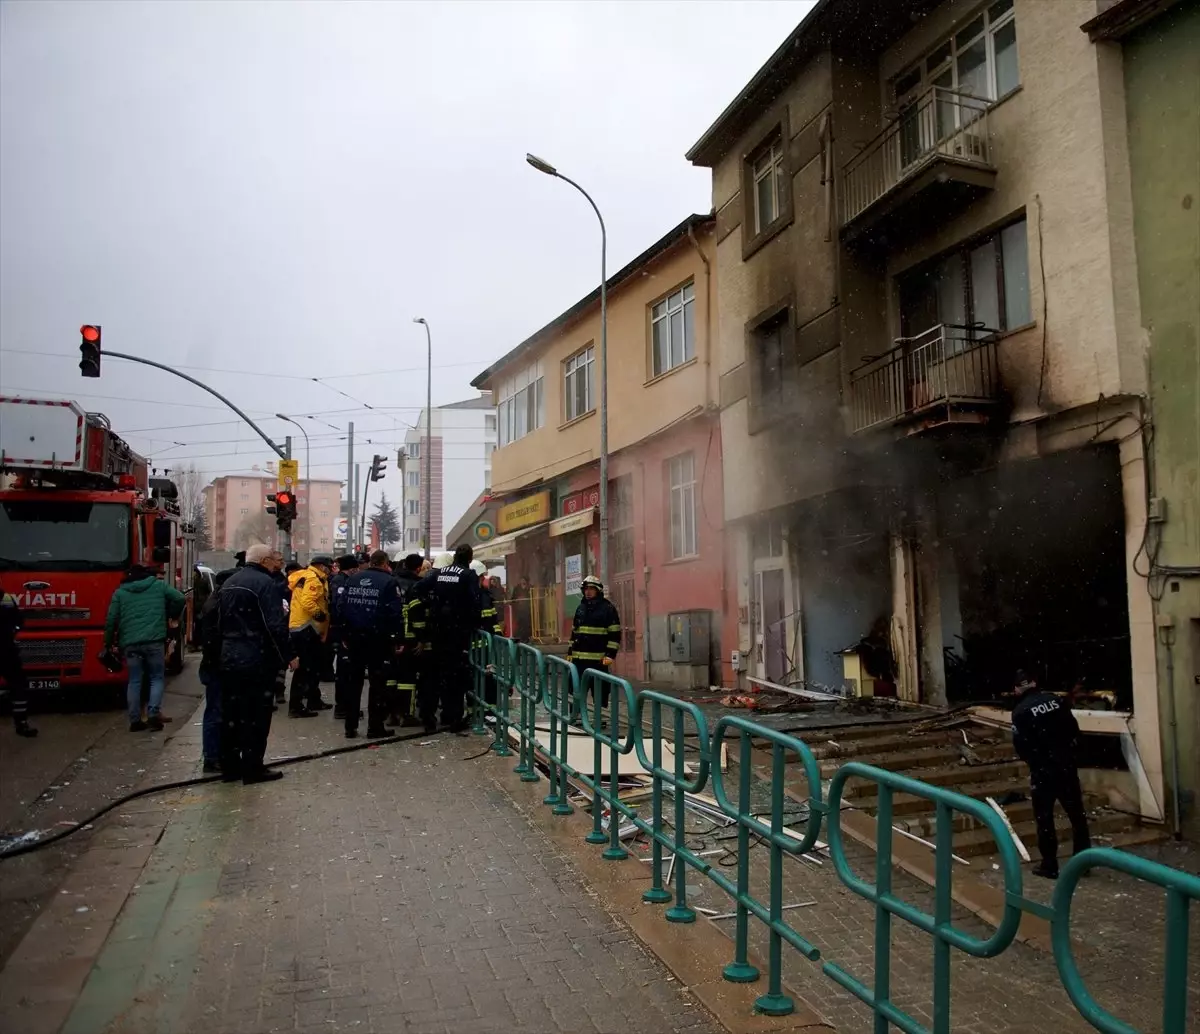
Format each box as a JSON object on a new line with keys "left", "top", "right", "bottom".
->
{"left": 1, "top": 0, "right": 811, "bottom": 516}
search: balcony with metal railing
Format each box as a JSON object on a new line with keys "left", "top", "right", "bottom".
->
{"left": 841, "top": 86, "right": 997, "bottom": 240}
{"left": 848, "top": 323, "right": 1002, "bottom": 435}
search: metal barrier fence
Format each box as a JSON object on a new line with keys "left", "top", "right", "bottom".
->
{"left": 466, "top": 633, "right": 1199, "bottom": 1034}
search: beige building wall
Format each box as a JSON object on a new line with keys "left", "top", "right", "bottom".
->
{"left": 487, "top": 224, "right": 718, "bottom": 495}
{"left": 206, "top": 475, "right": 343, "bottom": 554}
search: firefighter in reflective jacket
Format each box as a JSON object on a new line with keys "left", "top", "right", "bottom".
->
{"left": 384, "top": 553, "right": 426, "bottom": 728}
{"left": 567, "top": 575, "right": 621, "bottom": 716}
{"left": 471, "top": 560, "right": 504, "bottom": 707}
{"left": 411, "top": 545, "right": 481, "bottom": 733}
{"left": 338, "top": 550, "right": 404, "bottom": 739}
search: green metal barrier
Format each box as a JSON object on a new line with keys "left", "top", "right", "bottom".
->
{"left": 460, "top": 633, "right": 1199, "bottom": 1033}
{"left": 1052, "top": 847, "right": 1200, "bottom": 1034}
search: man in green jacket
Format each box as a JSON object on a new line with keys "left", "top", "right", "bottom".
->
{"left": 104, "top": 566, "right": 187, "bottom": 732}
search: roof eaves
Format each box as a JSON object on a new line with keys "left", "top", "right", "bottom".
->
{"left": 470, "top": 212, "right": 714, "bottom": 390}
{"left": 685, "top": 0, "right": 835, "bottom": 168}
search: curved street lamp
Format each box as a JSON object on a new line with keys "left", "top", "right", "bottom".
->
{"left": 525, "top": 153, "right": 609, "bottom": 585}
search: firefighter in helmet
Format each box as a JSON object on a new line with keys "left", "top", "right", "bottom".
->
{"left": 567, "top": 575, "right": 621, "bottom": 718}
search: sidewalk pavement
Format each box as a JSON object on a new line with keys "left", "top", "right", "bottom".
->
{"left": 0, "top": 692, "right": 725, "bottom": 1034}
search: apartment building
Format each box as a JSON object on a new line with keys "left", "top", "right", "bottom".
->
{"left": 1084, "top": 0, "right": 1200, "bottom": 833}
{"left": 472, "top": 214, "right": 734, "bottom": 687}
{"left": 398, "top": 393, "right": 496, "bottom": 553}
{"left": 203, "top": 474, "right": 343, "bottom": 558}
{"left": 688, "top": 0, "right": 1165, "bottom": 818}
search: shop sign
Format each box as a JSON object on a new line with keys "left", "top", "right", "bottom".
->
{"left": 549, "top": 508, "right": 595, "bottom": 537}
{"left": 562, "top": 486, "right": 599, "bottom": 516}
{"left": 497, "top": 490, "right": 550, "bottom": 533}
{"left": 474, "top": 521, "right": 496, "bottom": 542}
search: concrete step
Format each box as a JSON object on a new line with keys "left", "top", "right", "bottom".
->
{"left": 839, "top": 760, "right": 1028, "bottom": 800}
{"left": 817, "top": 741, "right": 1016, "bottom": 779}
{"left": 950, "top": 809, "right": 1133, "bottom": 858}
{"left": 756, "top": 719, "right": 923, "bottom": 749}
{"left": 805, "top": 729, "right": 1004, "bottom": 762}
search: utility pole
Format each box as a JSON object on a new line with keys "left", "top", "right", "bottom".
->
{"left": 346, "top": 421, "right": 355, "bottom": 553}
{"left": 354, "top": 464, "right": 362, "bottom": 551}
{"left": 413, "top": 318, "right": 433, "bottom": 560}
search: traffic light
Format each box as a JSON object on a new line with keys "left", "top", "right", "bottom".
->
{"left": 266, "top": 492, "right": 278, "bottom": 516}
{"left": 369, "top": 454, "right": 387, "bottom": 482}
{"left": 79, "top": 325, "right": 101, "bottom": 378}
{"left": 274, "top": 490, "right": 297, "bottom": 530}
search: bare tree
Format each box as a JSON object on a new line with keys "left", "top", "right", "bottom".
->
{"left": 232, "top": 512, "right": 276, "bottom": 551}
{"left": 171, "top": 464, "right": 212, "bottom": 549}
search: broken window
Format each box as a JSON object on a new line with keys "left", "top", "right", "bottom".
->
{"left": 748, "top": 305, "right": 794, "bottom": 429}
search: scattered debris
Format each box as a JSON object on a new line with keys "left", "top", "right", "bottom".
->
{"left": 707, "top": 901, "right": 817, "bottom": 921}
{"left": 986, "top": 797, "right": 1032, "bottom": 862}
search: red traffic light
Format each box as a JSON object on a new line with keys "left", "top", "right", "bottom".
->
{"left": 276, "top": 491, "right": 293, "bottom": 506}
{"left": 81, "top": 325, "right": 101, "bottom": 342}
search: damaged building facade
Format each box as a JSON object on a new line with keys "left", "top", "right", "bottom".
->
{"left": 687, "top": 0, "right": 1167, "bottom": 820}
{"left": 473, "top": 214, "right": 737, "bottom": 688}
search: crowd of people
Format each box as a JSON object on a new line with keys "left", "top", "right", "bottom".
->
{"left": 196, "top": 542, "right": 502, "bottom": 784}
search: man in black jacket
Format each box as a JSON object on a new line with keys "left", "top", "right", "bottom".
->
{"left": 217, "top": 544, "right": 295, "bottom": 783}
{"left": 568, "top": 575, "right": 621, "bottom": 720}
{"left": 328, "top": 554, "right": 359, "bottom": 721}
{"left": 413, "top": 544, "right": 481, "bottom": 734}
{"left": 1011, "top": 671, "right": 1092, "bottom": 879}
{"left": 339, "top": 551, "right": 404, "bottom": 739}
{"left": 198, "top": 568, "right": 234, "bottom": 771}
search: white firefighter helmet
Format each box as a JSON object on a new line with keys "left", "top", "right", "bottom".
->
{"left": 581, "top": 574, "right": 604, "bottom": 592}
{"left": 469, "top": 559, "right": 487, "bottom": 577}
{"left": 432, "top": 551, "right": 455, "bottom": 570}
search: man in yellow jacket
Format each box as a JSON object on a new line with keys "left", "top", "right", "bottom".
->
{"left": 287, "top": 555, "right": 333, "bottom": 717}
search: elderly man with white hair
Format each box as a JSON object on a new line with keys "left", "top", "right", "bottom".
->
{"left": 215, "top": 542, "right": 295, "bottom": 784}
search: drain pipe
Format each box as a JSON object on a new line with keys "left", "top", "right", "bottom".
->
{"left": 686, "top": 221, "right": 713, "bottom": 410}
{"left": 1157, "top": 615, "right": 1182, "bottom": 839}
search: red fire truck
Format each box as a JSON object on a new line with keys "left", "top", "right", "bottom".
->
{"left": 0, "top": 396, "right": 196, "bottom": 694}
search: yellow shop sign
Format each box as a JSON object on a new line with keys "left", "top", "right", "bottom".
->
{"left": 497, "top": 490, "right": 550, "bottom": 533}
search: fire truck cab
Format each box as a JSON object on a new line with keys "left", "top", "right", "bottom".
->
{"left": 0, "top": 397, "right": 196, "bottom": 694}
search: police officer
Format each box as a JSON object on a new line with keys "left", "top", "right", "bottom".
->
{"left": 412, "top": 545, "right": 481, "bottom": 734}
{"left": 1011, "top": 670, "right": 1092, "bottom": 879}
{"left": 328, "top": 554, "right": 359, "bottom": 721}
{"left": 1, "top": 584, "right": 37, "bottom": 738}
{"left": 386, "top": 554, "right": 425, "bottom": 728}
{"left": 339, "top": 550, "right": 404, "bottom": 739}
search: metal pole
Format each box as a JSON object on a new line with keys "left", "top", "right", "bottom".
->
{"left": 354, "top": 464, "right": 362, "bottom": 551}
{"left": 106, "top": 350, "right": 286, "bottom": 458}
{"left": 346, "top": 421, "right": 355, "bottom": 554}
{"left": 275, "top": 414, "right": 311, "bottom": 562}
{"left": 414, "top": 318, "right": 433, "bottom": 560}
{"left": 523, "top": 159, "right": 608, "bottom": 585}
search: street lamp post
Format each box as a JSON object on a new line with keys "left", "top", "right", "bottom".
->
{"left": 275, "top": 413, "right": 311, "bottom": 562}
{"left": 526, "top": 153, "right": 609, "bottom": 586}
{"left": 412, "top": 317, "right": 433, "bottom": 561}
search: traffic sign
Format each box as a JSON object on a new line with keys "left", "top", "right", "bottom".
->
{"left": 278, "top": 459, "right": 299, "bottom": 489}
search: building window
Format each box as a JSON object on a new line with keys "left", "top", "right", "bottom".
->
{"left": 895, "top": 0, "right": 1018, "bottom": 105}
{"left": 407, "top": 528, "right": 420, "bottom": 545}
{"left": 753, "top": 517, "right": 785, "bottom": 559}
{"left": 897, "top": 216, "right": 1031, "bottom": 341}
{"left": 610, "top": 474, "right": 635, "bottom": 574}
{"left": 408, "top": 442, "right": 420, "bottom": 460}
{"left": 748, "top": 303, "right": 794, "bottom": 430}
{"left": 651, "top": 282, "right": 696, "bottom": 377}
{"left": 319, "top": 510, "right": 328, "bottom": 518}
{"left": 408, "top": 471, "right": 420, "bottom": 488}
{"left": 564, "top": 346, "right": 595, "bottom": 422}
{"left": 485, "top": 413, "right": 497, "bottom": 435}
{"left": 239, "top": 507, "right": 248, "bottom": 516}
{"left": 497, "top": 360, "right": 545, "bottom": 446}
{"left": 484, "top": 468, "right": 492, "bottom": 490}
{"left": 240, "top": 493, "right": 248, "bottom": 501}
{"left": 667, "top": 452, "right": 698, "bottom": 560}
{"left": 408, "top": 500, "right": 420, "bottom": 515}
{"left": 752, "top": 136, "right": 786, "bottom": 234}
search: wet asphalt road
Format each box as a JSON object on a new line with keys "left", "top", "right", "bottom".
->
{"left": 0, "top": 659, "right": 204, "bottom": 968}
